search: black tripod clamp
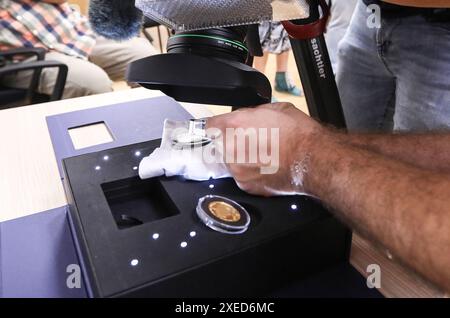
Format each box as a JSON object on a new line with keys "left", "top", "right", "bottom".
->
{"left": 282, "top": 0, "right": 347, "bottom": 129}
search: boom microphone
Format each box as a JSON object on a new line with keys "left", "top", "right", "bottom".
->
{"left": 88, "top": 0, "right": 143, "bottom": 40}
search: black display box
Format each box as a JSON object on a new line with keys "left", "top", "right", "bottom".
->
{"left": 63, "top": 139, "right": 351, "bottom": 298}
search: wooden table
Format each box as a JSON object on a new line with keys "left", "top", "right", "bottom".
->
{"left": 0, "top": 88, "right": 444, "bottom": 297}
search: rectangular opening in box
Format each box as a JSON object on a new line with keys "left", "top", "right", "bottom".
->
{"left": 68, "top": 121, "right": 114, "bottom": 150}
{"left": 101, "top": 177, "right": 179, "bottom": 229}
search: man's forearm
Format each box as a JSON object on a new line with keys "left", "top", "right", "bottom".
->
{"left": 383, "top": 0, "right": 450, "bottom": 7}
{"left": 302, "top": 131, "right": 450, "bottom": 291}
{"left": 337, "top": 133, "right": 450, "bottom": 173}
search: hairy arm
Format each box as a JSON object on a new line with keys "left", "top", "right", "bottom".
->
{"left": 337, "top": 133, "right": 450, "bottom": 173}
{"left": 208, "top": 103, "right": 450, "bottom": 292}
{"left": 303, "top": 131, "right": 450, "bottom": 292}
{"left": 383, "top": 0, "right": 450, "bottom": 7}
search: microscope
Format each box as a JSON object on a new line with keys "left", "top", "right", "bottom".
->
{"left": 126, "top": 0, "right": 346, "bottom": 127}
{"left": 63, "top": 0, "right": 351, "bottom": 297}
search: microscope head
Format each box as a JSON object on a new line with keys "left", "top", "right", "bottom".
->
{"left": 88, "top": 0, "right": 309, "bottom": 108}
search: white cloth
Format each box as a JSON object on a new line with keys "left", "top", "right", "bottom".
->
{"left": 139, "top": 119, "right": 231, "bottom": 181}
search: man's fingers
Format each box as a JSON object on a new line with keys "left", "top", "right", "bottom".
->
{"left": 207, "top": 102, "right": 295, "bottom": 131}
{"left": 206, "top": 108, "right": 250, "bottom": 131}
{"left": 236, "top": 180, "right": 273, "bottom": 197}
{"left": 258, "top": 102, "right": 282, "bottom": 110}
{"left": 258, "top": 102, "right": 295, "bottom": 111}
{"left": 206, "top": 113, "right": 229, "bottom": 132}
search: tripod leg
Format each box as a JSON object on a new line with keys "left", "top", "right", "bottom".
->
{"left": 284, "top": 0, "right": 347, "bottom": 129}
{"left": 290, "top": 35, "right": 346, "bottom": 128}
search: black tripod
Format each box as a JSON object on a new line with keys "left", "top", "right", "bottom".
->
{"left": 284, "top": 0, "right": 351, "bottom": 258}
{"left": 285, "top": 0, "right": 347, "bottom": 129}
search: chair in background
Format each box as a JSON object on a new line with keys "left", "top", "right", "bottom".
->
{"left": 142, "top": 17, "right": 171, "bottom": 53}
{"left": 0, "top": 47, "right": 68, "bottom": 110}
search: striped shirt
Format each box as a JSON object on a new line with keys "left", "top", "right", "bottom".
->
{"left": 0, "top": 0, "right": 96, "bottom": 59}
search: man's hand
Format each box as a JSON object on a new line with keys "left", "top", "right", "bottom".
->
{"left": 207, "top": 103, "right": 322, "bottom": 196}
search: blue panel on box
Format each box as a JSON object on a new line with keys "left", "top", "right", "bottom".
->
{"left": 0, "top": 207, "right": 86, "bottom": 298}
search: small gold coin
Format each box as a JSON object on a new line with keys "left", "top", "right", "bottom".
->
{"left": 208, "top": 201, "right": 241, "bottom": 222}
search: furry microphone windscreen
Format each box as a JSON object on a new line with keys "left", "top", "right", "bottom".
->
{"left": 89, "top": 0, "right": 143, "bottom": 40}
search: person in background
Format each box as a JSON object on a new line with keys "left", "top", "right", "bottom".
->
{"left": 324, "top": 0, "right": 358, "bottom": 74}
{"left": 253, "top": 21, "right": 303, "bottom": 99}
{"left": 0, "top": 0, "right": 157, "bottom": 99}
{"left": 337, "top": 0, "right": 450, "bottom": 132}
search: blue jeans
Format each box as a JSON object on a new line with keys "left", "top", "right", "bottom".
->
{"left": 336, "top": 1, "right": 450, "bottom": 132}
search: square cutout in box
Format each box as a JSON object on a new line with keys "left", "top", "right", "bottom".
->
{"left": 101, "top": 177, "right": 180, "bottom": 229}
{"left": 68, "top": 122, "right": 114, "bottom": 150}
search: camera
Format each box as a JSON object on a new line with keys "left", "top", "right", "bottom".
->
{"left": 127, "top": 25, "right": 272, "bottom": 108}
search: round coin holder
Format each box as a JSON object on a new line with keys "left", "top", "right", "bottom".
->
{"left": 196, "top": 195, "right": 251, "bottom": 235}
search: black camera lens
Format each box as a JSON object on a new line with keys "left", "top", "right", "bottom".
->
{"left": 127, "top": 25, "right": 272, "bottom": 108}
{"left": 167, "top": 27, "right": 249, "bottom": 63}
